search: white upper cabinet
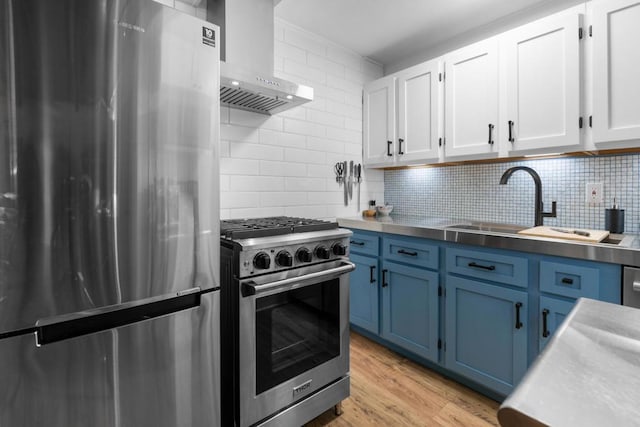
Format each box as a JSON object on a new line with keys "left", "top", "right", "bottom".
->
{"left": 396, "top": 60, "right": 441, "bottom": 164}
{"left": 592, "top": 0, "right": 640, "bottom": 146}
{"left": 444, "top": 38, "right": 499, "bottom": 159}
{"left": 502, "top": 10, "right": 582, "bottom": 153}
{"left": 363, "top": 76, "right": 396, "bottom": 166}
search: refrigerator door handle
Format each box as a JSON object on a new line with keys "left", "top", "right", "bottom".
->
{"left": 34, "top": 287, "right": 206, "bottom": 346}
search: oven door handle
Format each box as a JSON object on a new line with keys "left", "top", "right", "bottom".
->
{"left": 241, "top": 261, "right": 356, "bottom": 297}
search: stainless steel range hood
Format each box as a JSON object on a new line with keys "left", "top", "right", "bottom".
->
{"left": 208, "top": 0, "right": 313, "bottom": 115}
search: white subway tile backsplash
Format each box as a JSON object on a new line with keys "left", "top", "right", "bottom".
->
{"left": 284, "top": 148, "right": 327, "bottom": 165}
{"left": 260, "top": 160, "right": 307, "bottom": 177}
{"left": 259, "top": 129, "right": 306, "bottom": 148}
{"left": 220, "top": 124, "right": 259, "bottom": 143}
{"left": 306, "top": 136, "right": 344, "bottom": 154}
{"left": 283, "top": 118, "right": 326, "bottom": 138}
{"left": 229, "top": 142, "right": 283, "bottom": 161}
{"left": 220, "top": 19, "right": 384, "bottom": 220}
{"left": 285, "top": 177, "right": 327, "bottom": 192}
{"left": 260, "top": 192, "right": 308, "bottom": 207}
{"left": 282, "top": 25, "right": 327, "bottom": 57}
{"left": 274, "top": 41, "right": 307, "bottom": 65}
{"left": 230, "top": 176, "right": 284, "bottom": 192}
{"left": 220, "top": 158, "right": 261, "bottom": 176}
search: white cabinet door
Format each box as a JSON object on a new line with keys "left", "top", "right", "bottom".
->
{"left": 363, "top": 76, "right": 396, "bottom": 166}
{"left": 396, "top": 60, "right": 440, "bottom": 164}
{"left": 503, "top": 11, "right": 582, "bottom": 153}
{"left": 593, "top": 0, "right": 640, "bottom": 145}
{"left": 444, "top": 38, "right": 499, "bottom": 158}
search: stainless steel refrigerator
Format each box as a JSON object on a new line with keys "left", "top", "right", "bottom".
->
{"left": 0, "top": 0, "right": 220, "bottom": 426}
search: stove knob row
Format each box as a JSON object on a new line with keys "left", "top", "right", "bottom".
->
{"left": 296, "top": 247, "right": 313, "bottom": 263}
{"left": 276, "top": 250, "right": 293, "bottom": 267}
{"left": 253, "top": 252, "right": 271, "bottom": 270}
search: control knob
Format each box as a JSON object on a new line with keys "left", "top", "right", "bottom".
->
{"left": 296, "top": 247, "right": 313, "bottom": 263}
{"left": 332, "top": 243, "right": 347, "bottom": 256}
{"left": 315, "top": 245, "right": 331, "bottom": 260}
{"left": 276, "top": 250, "right": 293, "bottom": 267}
{"left": 253, "top": 252, "right": 271, "bottom": 270}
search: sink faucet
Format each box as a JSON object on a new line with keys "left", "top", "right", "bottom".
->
{"left": 499, "top": 166, "right": 557, "bottom": 227}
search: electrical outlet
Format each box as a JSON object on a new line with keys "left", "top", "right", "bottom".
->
{"left": 586, "top": 182, "right": 603, "bottom": 204}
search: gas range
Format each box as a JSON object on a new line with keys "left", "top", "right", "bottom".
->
{"left": 220, "top": 217, "right": 351, "bottom": 279}
{"left": 219, "top": 217, "right": 353, "bottom": 427}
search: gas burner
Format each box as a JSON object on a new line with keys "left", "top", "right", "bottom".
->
{"left": 220, "top": 216, "right": 338, "bottom": 240}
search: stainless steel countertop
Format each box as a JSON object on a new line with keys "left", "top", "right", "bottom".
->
{"left": 498, "top": 298, "right": 640, "bottom": 426}
{"left": 337, "top": 215, "right": 640, "bottom": 267}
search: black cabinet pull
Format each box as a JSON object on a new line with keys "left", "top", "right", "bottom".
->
{"left": 508, "top": 120, "right": 515, "bottom": 142}
{"left": 488, "top": 124, "right": 494, "bottom": 145}
{"left": 350, "top": 240, "right": 365, "bottom": 246}
{"left": 387, "top": 140, "right": 393, "bottom": 157}
{"left": 542, "top": 308, "right": 550, "bottom": 338}
{"left": 369, "top": 265, "right": 376, "bottom": 283}
{"left": 398, "top": 138, "right": 404, "bottom": 155}
{"left": 561, "top": 277, "right": 573, "bottom": 285}
{"left": 515, "top": 302, "right": 523, "bottom": 329}
{"left": 468, "top": 261, "right": 496, "bottom": 271}
{"left": 397, "top": 249, "right": 418, "bottom": 257}
{"left": 382, "top": 269, "right": 388, "bottom": 287}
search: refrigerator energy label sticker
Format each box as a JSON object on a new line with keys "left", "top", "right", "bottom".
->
{"left": 202, "top": 27, "right": 215, "bottom": 47}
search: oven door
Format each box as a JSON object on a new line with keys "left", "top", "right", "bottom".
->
{"left": 238, "top": 260, "right": 355, "bottom": 426}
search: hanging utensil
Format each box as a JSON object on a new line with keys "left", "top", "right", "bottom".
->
{"left": 343, "top": 161, "right": 348, "bottom": 206}
{"left": 334, "top": 162, "right": 344, "bottom": 184}
{"left": 356, "top": 164, "right": 362, "bottom": 211}
{"left": 348, "top": 161, "right": 354, "bottom": 200}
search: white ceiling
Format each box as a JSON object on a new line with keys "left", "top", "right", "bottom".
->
{"left": 275, "top": 0, "right": 583, "bottom": 70}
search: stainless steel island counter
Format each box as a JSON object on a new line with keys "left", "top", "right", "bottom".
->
{"left": 337, "top": 215, "right": 640, "bottom": 267}
{"left": 498, "top": 298, "right": 640, "bottom": 426}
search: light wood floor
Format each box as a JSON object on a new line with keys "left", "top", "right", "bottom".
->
{"left": 305, "top": 332, "right": 500, "bottom": 427}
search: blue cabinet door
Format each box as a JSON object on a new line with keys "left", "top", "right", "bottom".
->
{"left": 381, "top": 261, "right": 440, "bottom": 362}
{"left": 539, "top": 296, "right": 575, "bottom": 352}
{"left": 349, "top": 253, "right": 379, "bottom": 334}
{"left": 445, "top": 276, "right": 528, "bottom": 396}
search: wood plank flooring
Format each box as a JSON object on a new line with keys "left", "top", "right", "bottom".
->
{"left": 305, "top": 332, "right": 500, "bottom": 427}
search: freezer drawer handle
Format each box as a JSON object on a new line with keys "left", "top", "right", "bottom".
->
{"left": 35, "top": 287, "right": 204, "bottom": 346}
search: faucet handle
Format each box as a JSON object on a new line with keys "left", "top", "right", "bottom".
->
{"left": 542, "top": 201, "right": 557, "bottom": 218}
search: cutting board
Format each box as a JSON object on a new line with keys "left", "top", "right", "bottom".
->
{"left": 517, "top": 226, "right": 609, "bottom": 243}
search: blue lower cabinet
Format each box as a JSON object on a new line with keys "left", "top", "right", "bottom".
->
{"left": 349, "top": 253, "right": 379, "bottom": 334}
{"left": 381, "top": 261, "right": 439, "bottom": 362}
{"left": 445, "top": 276, "right": 528, "bottom": 396}
{"left": 539, "top": 296, "right": 575, "bottom": 352}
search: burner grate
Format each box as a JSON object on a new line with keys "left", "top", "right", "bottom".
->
{"left": 220, "top": 216, "right": 338, "bottom": 240}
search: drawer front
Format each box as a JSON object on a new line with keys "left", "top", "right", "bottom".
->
{"left": 446, "top": 247, "right": 528, "bottom": 288}
{"left": 383, "top": 237, "right": 439, "bottom": 270}
{"left": 539, "top": 260, "right": 599, "bottom": 299}
{"left": 349, "top": 231, "right": 379, "bottom": 257}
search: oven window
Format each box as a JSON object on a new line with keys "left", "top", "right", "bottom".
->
{"left": 255, "top": 278, "right": 340, "bottom": 395}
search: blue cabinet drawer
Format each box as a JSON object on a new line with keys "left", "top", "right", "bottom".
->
{"left": 382, "top": 236, "right": 439, "bottom": 270}
{"left": 348, "top": 231, "right": 379, "bottom": 257}
{"left": 446, "top": 247, "right": 528, "bottom": 288}
{"left": 539, "top": 260, "right": 599, "bottom": 299}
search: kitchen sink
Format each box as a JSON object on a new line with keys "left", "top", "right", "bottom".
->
{"left": 445, "top": 223, "right": 527, "bottom": 235}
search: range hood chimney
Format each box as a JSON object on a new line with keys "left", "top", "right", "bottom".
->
{"left": 207, "top": 0, "right": 313, "bottom": 115}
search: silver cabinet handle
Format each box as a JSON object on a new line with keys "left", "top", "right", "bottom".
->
{"left": 633, "top": 281, "right": 640, "bottom": 292}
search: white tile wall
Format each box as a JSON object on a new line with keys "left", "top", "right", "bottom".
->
{"left": 220, "top": 19, "right": 385, "bottom": 220}
{"left": 149, "top": 2, "right": 386, "bottom": 221}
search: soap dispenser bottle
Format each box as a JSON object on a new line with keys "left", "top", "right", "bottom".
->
{"left": 605, "top": 198, "right": 624, "bottom": 233}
